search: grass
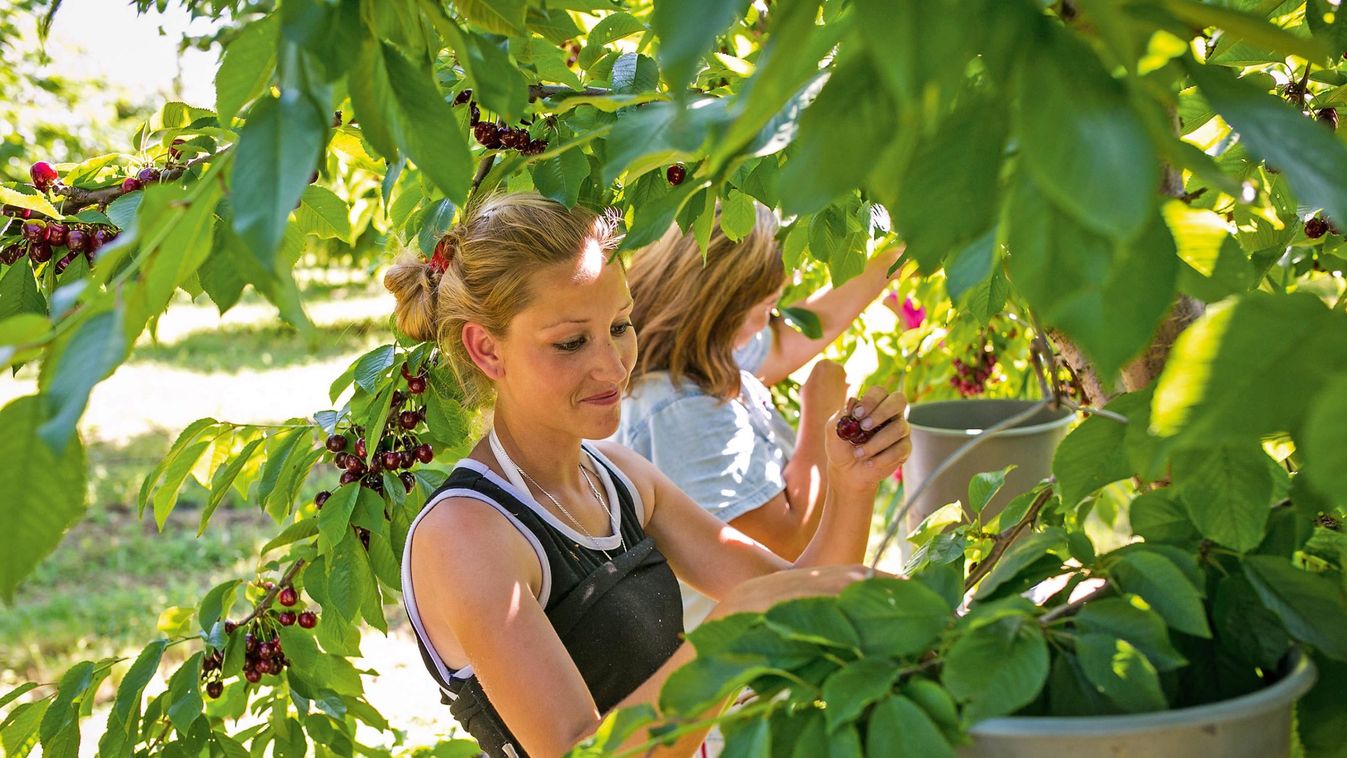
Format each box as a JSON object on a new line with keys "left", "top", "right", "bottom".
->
{"left": 128, "top": 316, "right": 387, "bottom": 373}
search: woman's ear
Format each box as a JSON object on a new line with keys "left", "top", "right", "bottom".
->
{"left": 462, "top": 322, "right": 506, "bottom": 380}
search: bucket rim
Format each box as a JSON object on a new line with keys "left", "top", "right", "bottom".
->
{"left": 906, "top": 399, "right": 1075, "bottom": 438}
{"left": 967, "top": 649, "right": 1317, "bottom": 738}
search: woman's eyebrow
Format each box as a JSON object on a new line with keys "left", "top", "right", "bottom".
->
{"left": 544, "top": 300, "right": 635, "bottom": 328}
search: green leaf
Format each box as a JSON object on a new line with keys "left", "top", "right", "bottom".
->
{"left": 1076, "top": 633, "right": 1167, "bottom": 713}
{"left": 780, "top": 306, "right": 822, "bottom": 340}
{"left": 1006, "top": 175, "right": 1177, "bottom": 377}
{"left": 721, "top": 714, "right": 771, "bottom": 757}
{"left": 650, "top": 0, "right": 750, "bottom": 93}
{"left": 200, "top": 436, "right": 265, "bottom": 534}
{"left": 1052, "top": 409, "right": 1130, "bottom": 506}
{"left": 457, "top": 0, "right": 525, "bottom": 36}
{"left": 215, "top": 14, "right": 278, "bottom": 122}
{"left": 603, "top": 100, "right": 722, "bottom": 184}
{"left": 1214, "top": 574, "right": 1292, "bottom": 669}
{"left": 0, "top": 256, "right": 45, "bottom": 322}
{"left": 659, "top": 654, "right": 778, "bottom": 715}
{"left": 821, "top": 659, "right": 898, "bottom": 733}
{"left": 1129, "top": 490, "right": 1200, "bottom": 545}
{"left": 942, "top": 615, "right": 1049, "bottom": 725}
{"left": 39, "top": 660, "right": 93, "bottom": 748}
{"left": 1075, "top": 597, "right": 1187, "bottom": 672}
{"left": 611, "top": 52, "right": 660, "bottom": 95}
{"left": 1165, "top": 0, "right": 1331, "bottom": 63}
{"left": 0, "top": 396, "right": 87, "bottom": 603}
{"left": 1016, "top": 29, "right": 1158, "bottom": 241}
{"left": 318, "top": 485, "right": 360, "bottom": 555}
{"left": 1302, "top": 373, "right": 1347, "bottom": 507}
{"left": 458, "top": 32, "right": 530, "bottom": 123}
{"left": 530, "top": 147, "right": 590, "bottom": 208}
{"left": 887, "top": 99, "right": 1005, "bottom": 271}
{"left": 353, "top": 345, "right": 395, "bottom": 393}
{"left": 764, "top": 596, "right": 860, "bottom": 650}
{"left": 165, "top": 653, "right": 204, "bottom": 732}
{"left": 349, "top": 37, "right": 399, "bottom": 161}
{"left": 381, "top": 43, "right": 474, "bottom": 202}
{"left": 231, "top": 91, "right": 325, "bottom": 264}
{"left": 1152, "top": 293, "right": 1347, "bottom": 442}
{"left": 1, "top": 700, "right": 47, "bottom": 758}
{"left": 197, "top": 579, "right": 241, "bottom": 635}
{"left": 580, "top": 12, "right": 646, "bottom": 69}
{"left": 260, "top": 517, "right": 320, "bottom": 555}
{"left": 0, "top": 683, "right": 36, "bottom": 712}
{"left": 719, "top": 189, "right": 757, "bottom": 242}
{"left": 295, "top": 185, "right": 352, "bottom": 243}
{"left": 968, "top": 465, "right": 1015, "bottom": 516}
{"left": 865, "top": 695, "right": 954, "bottom": 758}
{"left": 974, "top": 528, "right": 1067, "bottom": 601}
{"left": 327, "top": 532, "right": 365, "bottom": 621}
{"left": 1189, "top": 60, "right": 1347, "bottom": 231}
{"left": 837, "top": 578, "right": 951, "bottom": 658}
{"left": 98, "top": 639, "right": 168, "bottom": 757}
{"left": 1173, "top": 444, "right": 1274, "bottom": 552}
{"left": 1108, "top": 549, "right": 1211, "bottom": 638}
{"left": 779, "top": 54, "right": 897, "bottom": 216}
{"left": 33, "top": 306, "right": 125, "bottom": 453}
{"left": 1243, "top": 555, "right": 1347, "bottom": 660}
{"left": 0, "top": 185, "right": 61, "bottom": 220}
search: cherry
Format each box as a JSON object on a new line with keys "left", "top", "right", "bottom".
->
{"left": 344, "top": 454, "right": 366, "bottom": 473}
{"left": 1319, "top": 107, "right": 1338, "bottom": 131}
{"left": 326, "top": 434, "right": 348, "bottom": 452}
{"left": 474, "top": 122, "right": 503, "bottom": 149}
{"left": 21, "top": 220, "right": 45, "bottom": 241}
{"left": 525, "top": 139, "right": 548, "bottom": 155}
{"left": 500, "top": 127, "right": 529, "bottom": 151}
{"left": 255, "top": 659, "right": 273, "bottom": 675}
{"left": 55, "top": 250, "right": 79, "bottom": 274}
{"left": 278, "top": 587, "right": 299, "bottom": 607}
{"left": 298, "top": 611, "right": 318, "bottom": 629}
{"left": 400, "top": 449, "right": 415, "bottom": 469}
{"left": 244, "top": 669, "right": 262, "bottom": 683}
{"left": 454, "top": 88, "right": 473, "bottom": 105}
{"left": 400, "top": 471, "right": 416, "bottom": 493}
{"left": 201, "top": 654, "right": 219, "bottom": 672}
{"left": 29, "top": 242, "right": 53, "bottom": 264}
{"left": 1307, "top": 217, "right": 1330, "bottom": 238}
{"left": 0, "top": 245, "right": 24, "bottom": 265}
{"left": 399, "top": 410, "right": 419, "bottom": 429}
{"left": 65, "top": 229, "right": 88, "bottom": 252}
{"left": 666, "top": 164, "right": 686, "bottom": 185}
{"left": 407, "top": 376, "right": 427, "bottom": 394}
{"left": 44, "top": 222, "right": 67, "bottom": 246}
{"left": 91, "top": 228, "right": 114, "bottom": 247}
{"left": 340, "top": 470, "right": 360, "bottom": 485}
{"left": 169, "top": 138, "right": 186, "bottom": 160}
{"left": 400, "top": 362, "right": 415, "bottom": 380}
{"left": 30, "top": 161, "right": 59, "bottom": 190}
{"left": 120, "top": 177, "right": 142, "bottom": 193}
{"left": 278, "top": 610, "right": 297, "bottom": 626}
{"left": 382, "top": 450, "right": 402, "bottom": 470}
{"left": 137, "top": 167, "right": 161, "bottom": 184}
{"left": 224, "top": 620, "right": 237, "bottom": 634}
{"left": 314, "top": 490, "right": 330, "bottom": 509}
{"left": 415, "top": 443, "right": 434, "bottom": 463}
{"left": 835, "top": 404, "right": 888, "bottom": 445}
{"left": 206, "top": 681, "right": 224, "bottom": 699}
{"left": 362, "top": 473, "right": 384, "bottom": 493}
{"left": 355, "top": 437, "right": 368, "bottom": 459}
{"left": 469, "top": 102, "right": 481, "bottom": 126}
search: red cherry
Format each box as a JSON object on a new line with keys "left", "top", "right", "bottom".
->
{"left": 65, "top": 229, "right": 88, "bottom": 252}
{"left": 30, "top": 161, "right": 59, "bottom": 190}
{"left": 169, "top": 138, "right": 186, "bottom": 160}
{"left": 278, "top": 587, "right": 299, "bottom": 607}
{"left": 400, "top": 471, "right": 416, "bottom": 493}
{"left": 382, "top": 450, "right": 402, "bottom": 470}
{"left": 55, "top": 250, "right": 79, "bottom": 274}
{"left": 340, "top": 470, "right": 360, "bottom": 485}
{"left": 407, "top": 376, "right": 427, "bottom": 394}
{"left": 278, "top": 611, "right": 297, "bottom": 626}
{"left": 1306, "top": 217, "right": 1329, "bottom": 239}
{"left": 326, "top": 434, "right": 348, "bottom": 452}
{"left": 666, "top": 164, "right": 686, "bottom": 185}
{"left": 137, "top": 167, "right": 161, "bottom": 184}
{"left": 400, "top": 449, "right": 415, "bottom": 469}
{"left": 28, "top": 242, "right": 52, "bottom": 264}
{"left": 399, "top": 410, "right": 419, "bottom": 430}
{"left": 21, "top": 220, "right": 45, "bottom": 242}
{"left": 120, "top": 177, "right": 142, "bottom": 193}
{"left": 224, "top": 620, "right": 237, "bottom": 634}
{"left": 244, "top": 669, "right": 262, "bottom": 683}
{"left": 44, "top": 222, "right": 67, "bottom": 246}
{"left": 206, "top": 681, "right": 224, "bottom": 699}
{"left": 415, "top": 444, "right": 434, "bottom": 464}
{"left": 0, "top": 245, "right": 24, "bottom": 265}
{"left": 314, "top": 490, "right": 330, "bottom": 509}
{"left": 355, "top": 437, "right": 368, "bottom": 458}
{"left": 454, "top": 89, "right": 472, "bottom": 105}
{"left": 298, "top": 611, "right": 318, "bottom": 629}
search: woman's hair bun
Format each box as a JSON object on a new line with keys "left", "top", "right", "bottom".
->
{"left": 383, "top": 253, "right": 441, "bottom": 343}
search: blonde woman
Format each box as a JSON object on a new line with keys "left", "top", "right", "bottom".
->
{"left": 388, "top": 193, "right": 911, "bottom": 757}
{"left": 616, "top": 204, "right": 898, "bottom": 629}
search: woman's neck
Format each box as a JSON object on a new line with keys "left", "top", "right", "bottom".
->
{"left": 489, "top": 403, "right": 585, "bottom": 493}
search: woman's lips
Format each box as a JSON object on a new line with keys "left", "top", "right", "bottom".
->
{"left": 581, "top": 389, "right": 620, "bottom": 405}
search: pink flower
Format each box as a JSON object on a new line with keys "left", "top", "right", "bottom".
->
{"left": 900, "top": 297, "right": 926, "bottom": 331}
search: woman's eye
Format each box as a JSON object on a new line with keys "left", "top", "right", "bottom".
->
{"left": 556, "top": 337, "right": 586, "bottom": 352}
{"left": 611, "top": 321, "right": 633, "bottom": 336}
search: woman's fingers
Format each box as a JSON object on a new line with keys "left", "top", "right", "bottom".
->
{"left": 859, "top": 391, "right": 907, "bottom": 432}
{"left": 850, "top": 415, "right": 911, "bottom": 464}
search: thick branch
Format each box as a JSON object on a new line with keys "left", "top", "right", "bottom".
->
{"left": 51, "top": 150, "right": 222, "bottom": 216}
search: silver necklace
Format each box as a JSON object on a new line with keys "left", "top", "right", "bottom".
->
{"left": 515, "top": 460, "right": 623, "bottom": 561}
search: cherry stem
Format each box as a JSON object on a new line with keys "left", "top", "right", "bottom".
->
{"left": 234, "top": 559, "right": 307, "bottom": 628}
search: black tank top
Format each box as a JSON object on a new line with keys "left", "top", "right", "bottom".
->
{"left": 401, "top": 444, "right": 685, "bottom": 758}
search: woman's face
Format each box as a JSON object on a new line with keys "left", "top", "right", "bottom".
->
{"left": 494, "top": 243, "right": 637, "bottom": 440}
{"left": 734, "top": 286, "right": 784, "bottom": 349}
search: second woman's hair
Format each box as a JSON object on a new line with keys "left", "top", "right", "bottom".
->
{"left": 628, "top": 202, "right": 784, "bottom": 398}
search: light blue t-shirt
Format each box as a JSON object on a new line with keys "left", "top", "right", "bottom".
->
{"left": 613, "top": 324, "right": 797, "bottom": 523}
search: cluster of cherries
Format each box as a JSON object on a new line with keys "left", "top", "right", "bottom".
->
{"left": 951, "top": 346, "right": 998, "bottom": 397}
{"left": 313, "top": 361, "right": 436, "bottom": 539}
{"left": 4, "top": 216, "right": 119, "bottom": 271}
{"left": 201, "top": 584, "right": 317, "bottom": 699}
{"left": 835, "top": 399, "right": 890, "bottom": 445}
{"left": 456, "top": 89, "right": 549, "bottom": 156}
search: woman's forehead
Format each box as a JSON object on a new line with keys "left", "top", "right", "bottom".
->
{"left": 519, "top": 251, "right": 630, "bottom": 325}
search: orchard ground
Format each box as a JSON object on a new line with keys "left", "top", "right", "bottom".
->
{"left": 0, "top": 264, "right": 923, "bottom": 753}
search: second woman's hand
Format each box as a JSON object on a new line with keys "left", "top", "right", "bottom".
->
{"left": 825, "top": 386, "right": 912, "bottom": 493}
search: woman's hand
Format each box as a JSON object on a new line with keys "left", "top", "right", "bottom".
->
{"left": 799, "top": 359, "right": 848, "bottom": 418}
{"left": 824, "top": 387, "right": 912, "bottom": 494}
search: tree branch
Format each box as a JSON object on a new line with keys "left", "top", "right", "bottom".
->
{"left": 50, "top": 150, "right": 224, "bottom": 216}
{"left": 1040, "top": 581, "right": 1111, "bottom": 624}
{"left": 963, "top": 486, "right": 1055, "bottom": 591}
{"left": 234, "top": 558, "right": 306, "bottom": 627}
